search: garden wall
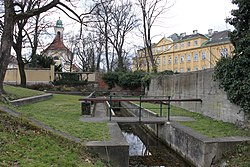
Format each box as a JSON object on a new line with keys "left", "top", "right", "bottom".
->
{"left": 147, "top": 69, "right": 248, "bottom": 126}
{"left": 4, "top": 65, "right": 54, "bottom": 85}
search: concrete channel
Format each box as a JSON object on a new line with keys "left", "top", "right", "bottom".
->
{"left": 81, "top": 99, "right": 250, "bottom": 167}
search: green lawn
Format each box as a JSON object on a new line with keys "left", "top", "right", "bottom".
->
{"left": 16, "top": 94, "right": 110, "bottom": 141}
{"left": 133, "top": 102, "right": 250, "bottom": 138}
{"left": 0, "top": 111, "right": 105, "bottom": 167}
{"left": 4, "top": 84, "right": 44, "bottom": 100}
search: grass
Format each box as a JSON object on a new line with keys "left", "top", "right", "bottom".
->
{"left": 15, "top": 94, "right": 110, "bottom": 141}
{"left": 133, "top": 102, "right": 250, "bottom": 138}
{"left": 4, "top": 84, "right": 44, "bottom": 100}
{"left": 0, "top": 111, "right": 106, "bottom": 167}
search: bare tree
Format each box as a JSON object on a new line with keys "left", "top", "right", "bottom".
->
{"left": 92, "top": 0, "right": 114, "bottom": 71}
{"left": 0, "top": 0, "right": 83, "bottom": 95}
{"left": 74, "top": 32, "right": 104, "bottom": 72}
{"left": 108, "top": 0, "right": 139, "bottom": 71}
{"left": 137, "top": 0, "right": 171, "bottom": 73}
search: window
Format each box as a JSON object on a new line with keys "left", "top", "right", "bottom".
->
{"left": 194, "top": 53, "right": 199, "bottom": 61}
{"left": 187, "top": 41, "right": 191, "bottom": 47}
{"left": 175, "top": 69, "right": 178, "bottom": 73}
{"left": 180, "top": 55, "right": 184, "bottom": 63}
{"left": 194, "top": 40, "right": 198, "bottom": 46}
{"left": 162, "top": 56, "right": 166, "bottom": 65}
{"left": 202, "top": 51, "right": 206, "bottom": 60}
{"left": 162, "top": 46, "right": 166, "bottom": 52}
{"left": 168, "top": 45, "right": 171, "bottom": 50}
{"left": 174, "top": 44, "right": 178, "bottom": 50}
{"left": 220, "top": 48, "right": 228, "bottom": 57}
{"left": 174, "top": 56, "right": 178, "bottom": 64}
{"left": 168, "top": 56, "right": 172, "bottom": 64}
{"left": 187, "top": 54, "right": 191, "bottom": 62}
{"left": 202, "top": 66, "right": 206, "bottom": 70}
{"left": 180, "top": 68, "right": 184, "bottom": 73}
{"left": 181, "top": 42, "right": 184, "bottom": 48}
{"left": 187, "top": 68, "right": 191, "bottom": 72}
{"left": 194, "top": 67, "right": 198, "bottom": 71}
{"left": 157, "top": 47, "right": 161, "bottom": 53}
{"left": 157, "top": 58, "right": 160, "bottom": 65}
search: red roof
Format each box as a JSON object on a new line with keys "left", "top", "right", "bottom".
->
{"left": 45, "top": 32, "right": 70, "bottom": 52}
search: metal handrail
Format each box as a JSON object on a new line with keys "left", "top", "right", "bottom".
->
{"left": 79, "top": 96, "right": 202, "bottom": 122}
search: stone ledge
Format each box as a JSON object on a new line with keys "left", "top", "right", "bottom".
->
{"left": 10, "top": 93, "right": 53, "bottom": 106}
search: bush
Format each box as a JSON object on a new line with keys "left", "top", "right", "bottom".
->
{"left": 102, "top": 70, "right": 146, "bottom": 90}
{"left": 102, "top": 72, "right": 119, "bottom": 89}
{"left": 214, "top": 56, "right": 250, "bottom": 116}
{"left": 53, "top": 73, "right": 87, "bottom": 86}
{"left": 118, "top": 71, "right": 146, "bottom": 90}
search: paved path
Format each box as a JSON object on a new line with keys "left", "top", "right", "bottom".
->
{"left": 80, "top": 102, "right": 195, "bottom": 124}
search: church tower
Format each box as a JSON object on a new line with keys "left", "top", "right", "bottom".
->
{"left": 54, "top": 17, "right": 64, "bottom": 40}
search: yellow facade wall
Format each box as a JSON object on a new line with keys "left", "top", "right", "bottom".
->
{"left": 133, "top": 33, "right": 234, "bottom": 73}
{"left": 4, "top": 65, "right": 55, "bottom": 85}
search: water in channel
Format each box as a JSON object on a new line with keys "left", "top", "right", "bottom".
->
{"left": 119, "top": 123, "right": 192, "bottom": 167}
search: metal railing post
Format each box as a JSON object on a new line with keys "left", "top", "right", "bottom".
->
{"left": 167, "top": 96, "right": 171, "bottom": 121}
{"left": 139, "top": 95, "right": 142, "bottom": 122}
{"left": 109, "top": 95, "right": 112, "bottom": 121}
{"left": 160, "top": 100, "right": 163, "bottom": 117}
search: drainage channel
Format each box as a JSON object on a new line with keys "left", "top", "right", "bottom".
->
{"left": 114, "top": 108, "right": 193, "bottom": 167}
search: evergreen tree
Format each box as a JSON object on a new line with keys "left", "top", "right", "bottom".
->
{"left": 214, "top": 0, "right": 250, "bottom": 115}
{"left": 227, "top": 0, "right": 250, "bottom": 57}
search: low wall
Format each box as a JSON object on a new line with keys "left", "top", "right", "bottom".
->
{"left": 159, "top": 122, "right": 250, "bottom": 167}
{"left": 147, "top": 69, "right": 248, "bottom": 125}
{"left": 4, "top": 66, "right": 54, "bottom": 85}
{"left": 121, "top": 101, "right": 250, "bottom": 167}
{"left": 10, "top": 94, "right": 53, "bottom": 106}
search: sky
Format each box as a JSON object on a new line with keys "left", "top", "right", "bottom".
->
{"left": 150, "top": 0, "right": 236, "bottom": 42}
{"left": 45, "top": 0, "right": 237, "bottom": 50}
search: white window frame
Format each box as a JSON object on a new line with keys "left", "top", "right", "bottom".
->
{"left": 194, "top": 40, "right": 198, "bottom": 46}
{"left": 194, "top": 53, "right": 199, "bottom": 61}
{"left": 202, "top": 51, "right": 206, "bottom": 60}
{"left": 174, "top": 56, "right": 178, "bottom": 64}
{"left": 187, "top": 54, "right": 191, "bottom": 62}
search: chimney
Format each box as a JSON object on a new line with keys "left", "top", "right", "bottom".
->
{"left": 208, "top": 29, "right": 213, "bottom": 36}
{"left": 180, "top": 32, "right": 186, "bottom": 37}
{"left": 193, "top": 30, "right": 198, "bottom": 34}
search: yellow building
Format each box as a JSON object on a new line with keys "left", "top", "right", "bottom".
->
{"left": 132, "top": 29, "right": 234, "bottom": 72}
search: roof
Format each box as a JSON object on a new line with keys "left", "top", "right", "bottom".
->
{"left": 56, "top": 19, "right": 63, "bottom": 28}
{"left": 168, "top": 33, "right": 180, "bottom": 41}
{"left": 180, "top": 33, "right": 208, "bottom": 41}
{"left": 203, "top": 30, "right": 231, "bottom": 46}
{"left": 44, "top": 32, "right": 70, "bottom": 52}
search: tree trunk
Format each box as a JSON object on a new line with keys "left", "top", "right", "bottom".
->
{"left": 104, "top": 21, "right": 110, "bottom": 71}
{"left": 0, "top": 0, "right": 15, "bottom": 94}
{"left": 13, "top": 20, "right": 27, "bottom": 87}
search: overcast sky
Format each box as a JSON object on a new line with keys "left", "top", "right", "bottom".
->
{"left": 49, "top": 0, "right": 237, "bottom": 48}
{"left": 150, "top": 0, "right": 236, "bottom": 42}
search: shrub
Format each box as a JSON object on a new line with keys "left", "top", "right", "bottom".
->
{"left": 102, "top": 70, "right": 146, "bottom": 90}
{"left": 214, "top": 56, "right": 250, "bottom": 116}
{"left": 102, "top": 72, "right": 119, "bottom": 89}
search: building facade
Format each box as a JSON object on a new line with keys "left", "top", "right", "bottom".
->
{"left": 43, "top": 18, "right": 79, "bottom": 72}
{"left": 132, "top": 29, "right": 234, "bottom": 73}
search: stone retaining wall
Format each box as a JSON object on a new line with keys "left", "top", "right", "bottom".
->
{"left": 147, "top": 69, "right": 248, "bottom": 126}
